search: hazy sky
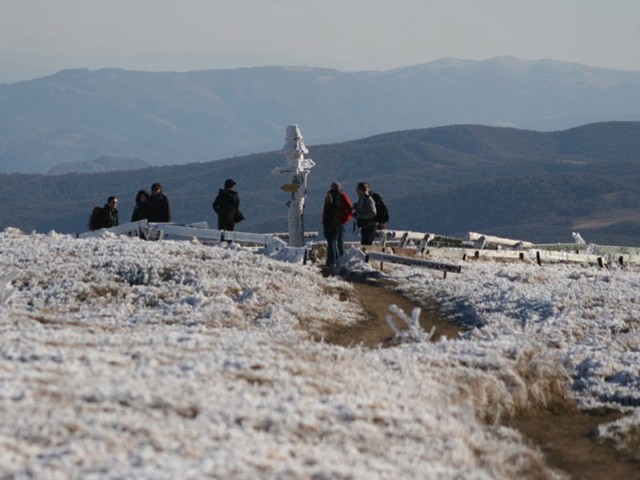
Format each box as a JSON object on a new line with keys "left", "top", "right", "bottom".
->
{"left": 1, "top": 0, "right": 639, "bottom": 76}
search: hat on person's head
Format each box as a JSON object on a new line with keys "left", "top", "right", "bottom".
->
{"left": 224, "top": 178, "right": 236, "bottom": 189}
{"left": 330, "top": 181, "right": 341, "bottom": 191}
{"left": 151, "top": 182, "right": 162, "bottom": 192}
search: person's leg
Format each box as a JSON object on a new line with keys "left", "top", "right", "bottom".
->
{"left": 360, "top": 224, "right": 376, "bottom": 245}
{"left": 219, "top": 216, "right": 234, "bottom": 231}
{"left": 337, "top": 224, "right": 345, "bottom": 257}
{"left": 326, "top": 237, "right": 339, "bottom": 266}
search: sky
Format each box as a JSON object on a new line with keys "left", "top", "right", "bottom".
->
{"left": 1, "top": 0, "right": 640, "bottom": 81}
{"left": 1, "top": 226, "right": 639, "bottom": 477}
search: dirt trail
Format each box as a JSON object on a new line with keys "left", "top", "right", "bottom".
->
{"left": 323, "top": 275, "right": 640, "bottom": 480}
{"left": 323, "top": 279, "right": 462, "bottom": 348}
{"left": 508, "top": 409, "right": 639, "bottom": 480}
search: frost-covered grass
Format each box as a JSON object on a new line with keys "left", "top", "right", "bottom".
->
{"left": 386, "top": 258, "right": 640, "bottom": 410}
{"left": 382, "top": 255, "right": 640, "bottom": 460}
{"left": 2, "top": 229, "right": 639, "bottom": 478}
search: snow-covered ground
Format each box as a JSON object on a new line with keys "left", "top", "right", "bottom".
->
{"left": 1, "top": 228, "right": 639, "bottom": 479}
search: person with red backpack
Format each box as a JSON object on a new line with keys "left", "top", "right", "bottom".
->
{"left": 322, "top": 181, "right": 352, "bottom": 268}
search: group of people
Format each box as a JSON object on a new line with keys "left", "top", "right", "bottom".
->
{"left": 90, "top": 182, "right": 171, "bottom": 230}
{"left": 322, "top": 180, "right": 383, "bottom": 267}
{"left": 92, "top": 178, "right": 384, "bottom": 268}
{"left": 130, "top": 182, "right": 172, "bottom": 223}
{"left": 92, "top": 179, "right": 244, "bottom": 232}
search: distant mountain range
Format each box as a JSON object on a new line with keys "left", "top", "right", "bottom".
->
{"left": 1, "top": 121, "right": 640, "bottom": 246}
{"left": 46, "top": 156, "right": 151, "bottom": 175}
{"left": 1, "top": 57, "right": 639, "bottom": 174}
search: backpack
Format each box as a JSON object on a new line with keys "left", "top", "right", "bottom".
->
{"left": 370, "top": 192, "right": 389, "bottom": 226}
{"left": 88, "top": 206, "right": 103, "bottom": 231}
{"left": 338, "top": 191, "right": 353, "bottom": 225}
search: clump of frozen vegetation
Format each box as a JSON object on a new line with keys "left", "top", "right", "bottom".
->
{"left": 1, "top": 227, "right": 638, "bottom": 478}
{"left": 386, "top": 304, "right": 435, "bottom": 343}
{"left": 0, "top": 269, "right": 19, "bottom": 305}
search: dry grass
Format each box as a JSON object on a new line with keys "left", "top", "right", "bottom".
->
{"left": 449, "top": 346, "right": 573, "bottom": 424}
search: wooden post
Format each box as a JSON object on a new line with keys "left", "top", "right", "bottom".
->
{"left": 536, "top": 251, "right": 541, "bottom": 266}
{"left": 400, "top": 232, "right": 409, "bottom": 248}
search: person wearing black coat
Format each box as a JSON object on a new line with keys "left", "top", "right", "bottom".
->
{"left": 322, "top": 182, "right": 342, "bottom": 267}
{"left": 130, "top": 190, "right": 150, "bottom": 222}
{"left": 212, "top": 178, "right": 243, "bottom": 231}
{"left": 147, "top": 183, "right": 171, "bottom": 222}
{"left": 102, "top": 196, "right": 120, "bottom": 228}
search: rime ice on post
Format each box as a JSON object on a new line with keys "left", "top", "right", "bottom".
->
{"left": 272, "top": 125, "right": 316, "bottom": 247}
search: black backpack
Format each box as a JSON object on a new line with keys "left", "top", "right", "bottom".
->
{"left": 370, "top": 192, "right": 389, "bottom": 225}
{"left": 88, "top": 206, "right": 103, "bottom": 231}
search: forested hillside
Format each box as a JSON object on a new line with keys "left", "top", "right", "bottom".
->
{"left": 1, "top": 121, "right": 640, "bottom": 245}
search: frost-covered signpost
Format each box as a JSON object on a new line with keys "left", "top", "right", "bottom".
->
{"left": 273, "top": 125, "right": 316, "bottom": 247}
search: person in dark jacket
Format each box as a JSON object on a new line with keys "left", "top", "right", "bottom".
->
{"left": 322, "top": 182, "right": 342, "bottom": 267}
{"left": 130, "top": 190, "right": 150, "bottom": 222}
{"left": 353, "top": 181, "right": 377, "bottom": 245}
{"left": 147, "top": 182, "right": 171, "bottom": 222}
{"left": 102, "top": 196, "right": 120, "bottom": 228}
{"left": 212, "top": 178, "right": 242, "bottom": 230}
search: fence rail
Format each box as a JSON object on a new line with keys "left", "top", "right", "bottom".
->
{"left": 77, "top": 223, "right": 639, "bottom": 270}
{"left": 377, "top": 229, "right": 640, "bottom": 268}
